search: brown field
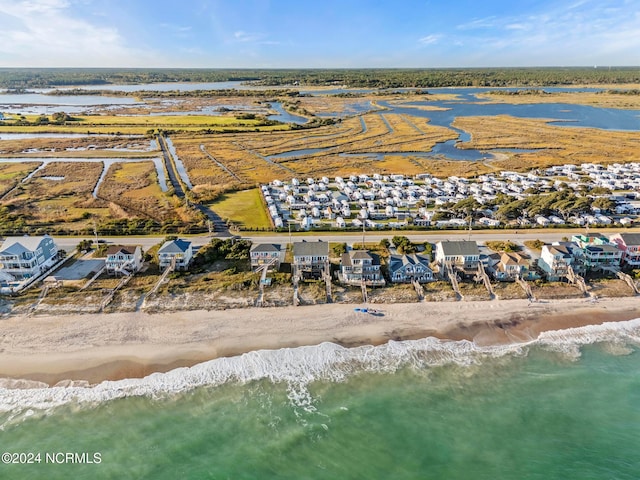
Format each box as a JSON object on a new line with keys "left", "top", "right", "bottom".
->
{"left": 0, "top": 162, "right": 40, "bottom": 197}
{"left": 453, "top": 115, "right": 640, "bottom": 170}
{"left": 0, "top": 136, "right": 158, "bottom": 156}
{"left": 169, "top": 111, "right": 537, "bottom": 199}
{"left": 295, "top": 96, "right": 376, "bottom": 116}
{"left": 2, "top": 161, "right": 105, "bottom": 226}
{"left": 97, "top": 161, "right": 194, "bottom": 223}
{"left": 477, "top": 90, "right": 640, "bottom": 110}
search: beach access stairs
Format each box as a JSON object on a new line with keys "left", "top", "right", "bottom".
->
{"left": 27, "top": 284, "right": 50, "bottom": 316}
{"left": 566, "top": 265, "right": 589, "bottom": 296}
{"left": 361, "top": 279, "right": 368, "bottom": 303}
{"left": 324, "top": 260, "right": 333, "bottom": 303}
{"left": 98, "top": 261, "right": 136, "bottom": 312}
{"left": 616, "top": 271, "right": 639, "bottom": 295}
{"left": 475, "top": 263, "right": 495, "bottom": 299}
{"left": 80, "top": 264, "right": 106, "bottom": 291}
{"left": 255, "top": 256, "right": 278, "bottom": 307}
{"left": 515, "top": 275, "right": 535, "bottom": 301}
{"left": 444, "top": 261, "right": 463, "bottom": 300}
{"left": 292, "top": 271, "right": 301, "bottom": 306}
{"left": 146, "top": 257, "right": 176, "bottom": 299}
{"left": 411, "top": 279, "right": 425, "bottom": 301}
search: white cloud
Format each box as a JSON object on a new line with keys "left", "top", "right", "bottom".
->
{"left": 0, "top": 0, "right": 160, "bottom": 67}
{"left": 456, "top": 16, "right": 497, "bottom": 30}
{"left": 418, "top": 34, "right": 442, "bottom": 45}
{"left": 233, "top": 30, "right": 264, "bottom": 42}
{"left": 450, "top": 1, "right": 640, "bottom": 66}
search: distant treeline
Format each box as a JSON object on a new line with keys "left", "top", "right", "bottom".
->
{"left": 486, "top": 89, "right": 551, "bottom": 96}
{"left": 604, "top": 89, "right": 640, "bottom": 95}
{"left": 42, "top": 88, "right": 303, "bottom": 98}
{"left": 1, "top": 67, "right": 639, "bottom": 89}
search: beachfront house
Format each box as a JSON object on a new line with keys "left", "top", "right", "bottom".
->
{"left": 571, "top": 233, "right": 610, "bottom": 248}
{"left": 488, "top": 251, "right": 536, "bottom": 281}
{"left": 434, "top": 240, "right": 480, "bottom": 278}
{"left": 0, "top": 235, "right": 59, "bottom": 282}
{"left": 538, "top": 243, "right": 582, "bottom": 281}
{"left": 250, "top": 243, "right": 285, "bottom": 271}
{"left": 571, "top": 233, "right": 622, "bottom": 272}
{"left": 105, "top": 245, "right": 143, "bottom": 275}
{"left": 338, "top": 250, "right": 385, "bottom": 286}
{"left": 609, "top": 232, "right": 640, "bottom": 268}
{"left": 292, "top": 240, "right": 329, "bottom": 280}
{"left": 581, "top": 244, "right": 622, "bottom": 272}
{"left": 158, "top": 239, "right": 193, "bottom": 271}
{"left": 388, "top": 253, "right": 434, "bottom": 283}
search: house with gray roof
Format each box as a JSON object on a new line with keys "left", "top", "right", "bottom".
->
{"left": 609, "top": 232, "right": 640, "bottom": 268}
{"left": 158, "top": 238, "right": 193, "bottom": 271}
{"left": 250, "top": 243, "right": 284, "bottom": 271}
{"left": 339, "top": 250, "right": 385, "bottom": 286}
{"left": 0, "top": 235, "right": 58, "bottom": 283}
{"left": 388, "top": 253, "right": 434, "bottom": 283}
{"left": 293, "top": 240, "right": 329, "bottom": 280}
{"left": 434, "top": 240, "right": 480, "bottom": 276}
{"left": 538, "top": 242, "right": 583, "bottom": 281}
{"left": 0, "top": 235, "right": 58, "bottom": 282}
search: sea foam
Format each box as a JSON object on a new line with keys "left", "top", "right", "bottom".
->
{"left": 1, "top": 318, "right": 640, "bottom": 414}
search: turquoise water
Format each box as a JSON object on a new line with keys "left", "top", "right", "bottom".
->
{"left": 2, "top": 322, "right": 640, "bottom": 479}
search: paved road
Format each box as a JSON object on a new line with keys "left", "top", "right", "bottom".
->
{"left": 157, "top": 134, "right": 185, "bottom": 198}
{"left": 51, "top": 228, "right": 639, "bottom": 253}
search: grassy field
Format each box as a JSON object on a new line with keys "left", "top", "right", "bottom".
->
{"left": 98, "top": 161, "right": 194, "bottom": 223}
{"left": 0, "top": 162, "right": 40, "bottom": 196}
{"left": 453, "top": 115, "right": 640, "bottom": 168}
{"left": 2, "top": 161, "right": 106, "bottom": 229}
{"left": 209, "top": 188, "right": 272, "bottom": 229}
{"left": 170, "top": 112, "right": 461, "bottom": 197}
{"left": 0, "top": 136, "right": 157, "bottom": 156}
{"left": 0, "top": 114, "right": 291, "bottom": 135}
{"left": 477, "top": 90, "right": 640, "bottom": 110}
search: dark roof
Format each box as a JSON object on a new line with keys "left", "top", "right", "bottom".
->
{"left": 437, "top": 241, "right": 479, "bottom": 257}
{"left": 585, "top": 244, "right": 621, "bottom": 253}
{"left": 250, "top": 243, "right": 281, "bottom": 253}
{"left": 106, "top": 245, "right": 139, "bottom": 256}
{"left": 388, "top": 253, "right": 431, "bottom": 272}
{"left": 547, "top": 245, "right": 573, "bottom": 257}
{"left": 158, "top": 239, "right": 191, "bottom": 254}
{"left": 617, "top": 233, "right": 640, "bottom": 246}
{"left": 293, "top": 240, "right": 329, "bottom": 257}
{"left": 341, "top": 250, "right": 379, "bottom": 267}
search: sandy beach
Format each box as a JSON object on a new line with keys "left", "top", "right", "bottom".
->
{"left": 0, "top": 296, "right": 638, "bottom": 386}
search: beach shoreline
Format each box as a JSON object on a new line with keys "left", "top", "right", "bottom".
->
{"left": 1, "top": 297, "right": 638, "bottom": 387}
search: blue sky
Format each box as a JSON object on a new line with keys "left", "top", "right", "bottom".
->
{"left": 0, "top": 0, "right": 638, "bottom": 68}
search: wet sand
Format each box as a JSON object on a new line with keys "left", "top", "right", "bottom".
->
{"left": 0, "top": 297, "right": 638, "bottom": 386}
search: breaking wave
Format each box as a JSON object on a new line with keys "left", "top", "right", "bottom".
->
{"left": 2, "top": 318, "right": 640, "bottom": 415}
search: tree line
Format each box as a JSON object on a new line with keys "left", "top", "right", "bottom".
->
{"left": 1, "top": 67, "right": 639, "bottom": 89}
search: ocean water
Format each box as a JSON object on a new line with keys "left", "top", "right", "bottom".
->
{"left": 1, "top": 320, "right": 640, "bottom": 479}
